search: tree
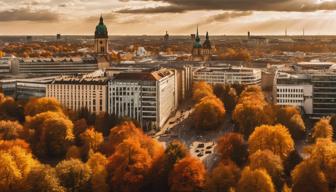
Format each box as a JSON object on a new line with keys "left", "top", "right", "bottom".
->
{"left": 24, "top": 97, "right": 63, "bottom": 116}
{"left": 0, "top": 146, "right": 39, "bottom": 191}
{"left": 233, "top": 86, "right": 271, "bottom": 138}
{"left": 73, "top": 118, "right": 88, "bottom": 145}
{"left": 206, "top": 161, "right": 240, "bottom": 192}
{"left": 24, "top": 111, "right": 74, "bottom": 158}
{"left": 0, "top": 97, "right": 25, "bottom": 122}
{"left": 276, "top": 106, "right": 305, "bottom": 140}
{"left": 308, "top": 138, "right": 336, "bottom": 186}
{"left": 169, "top": 156, "right": 206, "bottom": 192}
{"left": 236, "top": 166, "right": 275, "bottom": 192}
{"left": 192, "top": 81, "right": 214, "bottom": 103}
{"left": 284, "top": 150, "right": 303, "bottom": 177}
{"left": 248, "top": 124, "right": 294, "bottom": 160}
{"left": 213, "top": 84, "right": 238, "bottom": 113}
{"left": 0, "top": 139, "right": 31, "bottom": 153}
{"left": 66, "top": 145, "right": 81, "bottom": 160}
{"left": 56, "top": 159, "right": 92, "bottom": 192}
{"left": 80, "top": 128, "right": 104, "bottom": 160}
{"left": 249, "top": 150, "right": 284, "bottom": 190}
{"left": 155, "top": 140, "right": 189, "bottom": 191}
{"left": 192, "top": 96, "right": 226, "bottom": 130}
{"left": 87, "top": 153, "right": 109, "bottom": 192}
{"left": 216, "top": 133, "right": 248, "bottom": 166}
{"left": 95, "top": 112, "right": 120, "bottom": 136}
{"left": 25, "top": 164, "right": 65, "bottom": 192}
{"left": 107, "top": 138, "right": 154, "bottom": 192}
{"left": 330, "top": 114, "right": 336, "bottom": 140}
{"left": 105, "top": 121, "right": 143, "bottom": 155}
{"left": 291, "top": 160, "right": 328, "bottom": 192}
{"left": 0, "top": 120, "right": 24, "bottom": 140}
{"left": 312, "top": 117, "right": 333, "bottom": 141}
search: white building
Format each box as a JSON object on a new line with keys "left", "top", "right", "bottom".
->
{"left": 108, "top": 68, "right": 177, "bottom": 130}
{"left": 274, "top": 68, "right": 336, "bottom": 119}
{"left": 193, "top": 65, "right": 261, "bottom": 85}
{"left": 274, "top": 72, "right": 313, "bottom": 114}
{"left": 46, "top": 71, "right": 108, "bottom": 114}
{"left": 0, "top": 55, "right": 17, "bottom": 73}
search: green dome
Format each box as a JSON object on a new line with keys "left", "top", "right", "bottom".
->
{"left": 95, "top": 16, "right": 108, "bottom": 38}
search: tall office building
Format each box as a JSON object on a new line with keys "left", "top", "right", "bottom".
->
{"left": 108, "top": 68, "right": 177, "bottom": 130}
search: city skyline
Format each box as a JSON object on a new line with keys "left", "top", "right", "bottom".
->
{"left": 1, "top": 0, "right": 336, "bottom": 35}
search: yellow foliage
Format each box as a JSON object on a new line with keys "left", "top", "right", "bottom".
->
{"left": 248, "top": 124, "right": 294, "bottom": 160}
{"left": 237, "top": 166, "right": 275, "bottom": 192}
{"left": 312, "top": 117, "right": 333, "bottom": 141}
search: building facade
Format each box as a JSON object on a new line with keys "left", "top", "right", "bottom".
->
{"left": 46, "top": 71, "right": 108, "bottom": 114}
{"left": 193, "top": 65, "right": 262, "bottom": 85}
{"left": 108, "top": 68, "right": 177, "bottom": 130}
{"left": 274, "top": 70, "right": 336, "bottom": 119}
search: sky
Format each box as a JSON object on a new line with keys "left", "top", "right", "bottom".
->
{"left": 1, "top": 0, "right": 336, "bottom": 35}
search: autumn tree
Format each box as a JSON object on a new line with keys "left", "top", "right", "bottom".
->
{"left": 192, "top": 96, "right": 226, "bottom": 130}
{"left": 0, "top": 120, "right": 24, "bottom": 140}
{"left": 0, "top": 96, "right": 25, "bottom": 122}
{"left": 169, "top": 156, "right": 206, "bottom": 192}
{"left": 206, "top": 161, "right": 240, "bottom": 192}
{"left": 284, "top": 150, "right": 303, "bottom": 177}
{"left": 66, "top": 145, "right": 81, "bottom": 160}
{"left": 312, "top": 117, "right": 333, "bottom": 141}
{"left": 236, "top": 167, "right": 275, "bottom": 192}
{"left": 80, "top": 128, "right": 104, "bottom": 160}
{"left": 233, "top": 86, "right": 271, "bottom": 138}
{"left": 56, "top": 159, "right": 92, "bottom": 192}
{"left": 73, "top": 118, "right": 88, "bottom": 145}
{"left": 155, "top": 140, "right": 189, "bottom": 191}
{"left": 95, "top": 112, "right": 120, "bottom": 136}
{"left": 87, "top": 153, "right": 109, "bottom": 192}
{"left": 216, "top": 133, "right": 248, "bottom": 166}
{"left": 308, "top": 138, "right": 336, "bottom": 187}
{"left": 248, "top": 124, "right": 294, "bottom": 160}
{"left": 24, "top": 111, "right": 74, "bottom": 158}
{"left": 213, "top": 84, "right": 238, "bottom": 113}
{"left": 330, "top": 114, "right": 336, "bottom": 140}
{"left": 107, "top": 138, "right": 155, "bottom": 192}
{"left": 25, "top": 164, "right": 65, "bottom": 192}
{"left": 276, "top": 106, "right": 306, "bottom": 140}
{"left": 192, "top": 81, "right": 214, "bottom": 103}
{"left": 249, "top": 150, "right": 284, "bottom": 190}
{"left": 104, "top": 121, "right": 143, "bottom": 155}
{"left": 291, "top": 160, "right": 329, "bottom": 192}
{"left": 0, "top": 146, "right": 39, "bottom": 191}
{"left": 24, "top": 97, "right": 63, "bottom": 116}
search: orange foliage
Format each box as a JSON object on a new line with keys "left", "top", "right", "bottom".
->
{"left": 216, "top": 133, "right": 247, "bottom": 166}
{"left": 192, "top": 81, "right": 214, "bottom": 103}
{"left": 193, "top": 96, "right": 225, "bottom": 130}
{"left": 24, "top": 97, "right": 63, "bottom": 116}
{"left": 169, "top": 156, "right": 206, "bottom": 192}
{"left": 248, "top": 124, "right": 294, "bottom": 160}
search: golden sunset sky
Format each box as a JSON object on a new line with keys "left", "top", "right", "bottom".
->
{"left": 1, "top": 0, "right": 336, "bottom": 35}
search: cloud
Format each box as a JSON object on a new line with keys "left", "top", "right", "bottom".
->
{"left": 0, "top": 8, "right": 59, "bottom": 22}
{"left": 117, "top": 0, "right": 336, "bottom": 13}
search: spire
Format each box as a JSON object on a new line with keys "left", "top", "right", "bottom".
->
{"left": 99, "top": 14, "right": 104, "bottom": 24}
{"left": 196, "top": 25, "right": 199, "bottom": 37}
{"left": 206, "top": 31, "right": 209, "bottom": 40}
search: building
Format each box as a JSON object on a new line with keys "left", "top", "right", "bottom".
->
{"left": 193, "top": 65, "right": 262, "bottom": 85}
{"left": 274, "top": 69, "right": 336, "bottom": 119}
{"left": 274, "top": 72, "right": 313, "bottom": 114}
{"left": 46, "top": 71, "right": 108, "bottom": 114}
{"left": 108, "top": 68, "right": 177, "bottom": 130}
{"left": 0, "top": 55, "right": 16, "bottom": 73}
{"left": 192, "top": 27, "right": 215, "bottom": 60}
{"left": 15, "top": 57, "right": 99, "bottom": 75}
{"left": 94, "top": 15, "right": 108, "bottom": 55}
{"left": 0, "top": 76, "right": 56, "bottom": 100}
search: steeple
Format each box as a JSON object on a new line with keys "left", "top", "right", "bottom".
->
{"left": 99, "top": 14, "right": 104, "bottom": 24}
{"left": 206, "top": 31, "right": 209, "bottom": 40}
{"left": 193, "top": 25, "right": 202, "bottom": 48}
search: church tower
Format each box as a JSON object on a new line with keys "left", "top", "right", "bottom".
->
{"left": 94, "top": 15, "right": 108, "bottom": 55}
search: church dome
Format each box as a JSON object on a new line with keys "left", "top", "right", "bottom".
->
{"left": 95, "top": 16, "right": 108, "bottom": 38}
